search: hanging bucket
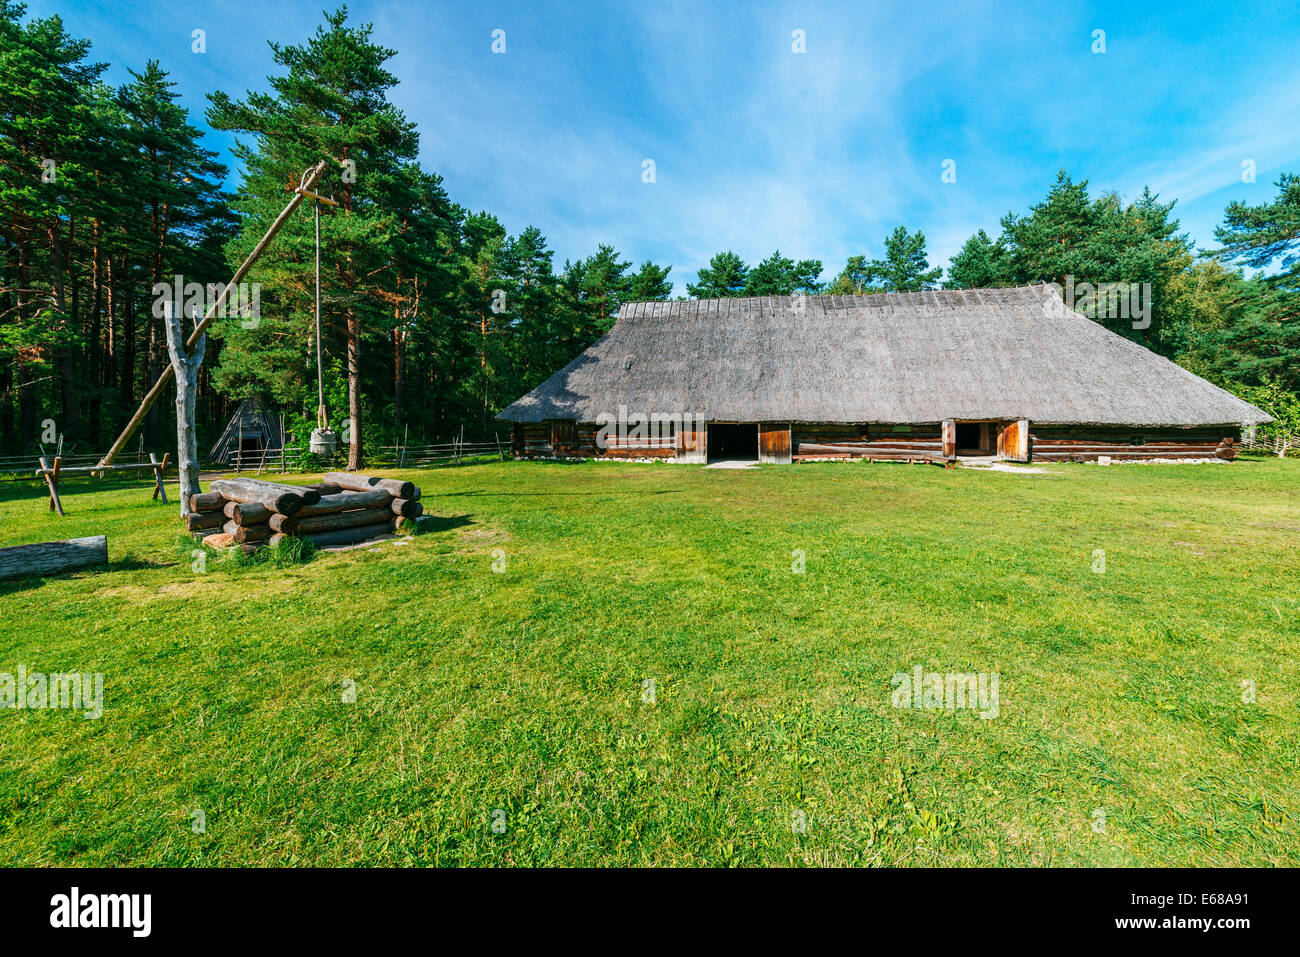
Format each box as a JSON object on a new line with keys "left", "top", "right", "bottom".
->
{"left": 309, "top": 428, "right": 338, "bottom": 455}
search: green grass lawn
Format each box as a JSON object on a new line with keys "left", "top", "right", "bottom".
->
{"left": 0, "top": 457, "right": 1296, "bottom": 866}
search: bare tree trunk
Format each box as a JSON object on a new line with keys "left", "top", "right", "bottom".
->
{"left": 163, "top": 301, "right": 206, "bottom": 515}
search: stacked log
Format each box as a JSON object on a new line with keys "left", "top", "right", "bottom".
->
{"left": 184, "top": 475, "right": 422, "bottom": 551}
{"left": 186, "top": 491, "right": 229, "bottom": 535}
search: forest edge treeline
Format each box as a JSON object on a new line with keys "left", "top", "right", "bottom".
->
{"left": 2, "top": 3, "right": 1297, "bottom": 468}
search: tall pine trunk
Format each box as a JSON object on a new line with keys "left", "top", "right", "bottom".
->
{"left": 47, "top": 223, "right": 79, "bottom": 446}
{"left": 145, "top": 318, "right": 160, "bottom": 450}
{"left": 88, "top": 221, "right": 103, "bottom": 447}
{"left": 347, "top": 305, "right": 363, "bottom": 469}
{"left": 119, "top": 257, "right": 134, "bottom": 428}
{"left": 392, "top": 325, "right": 405, "bottom": 431}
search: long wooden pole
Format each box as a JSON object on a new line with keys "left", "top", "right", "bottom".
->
{"left": 315, "top": 197, "right": 325, "bottom": 429}
{"left": 98, "top": 161, "right": 330, "bottom": 468}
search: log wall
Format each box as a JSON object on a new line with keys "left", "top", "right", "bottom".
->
{"left": 1029, "top": 426, "right": 1241, "bottom": 461}
{"left": 513, "top": 420, "right": 677, "bottom": 460}
{"left": 515, "top": 423, "right": 551, "bottom": 457}
{"left": 507, "top": 420, "right": 1244, "bottom": 464}
{"left": 792, "top": 424, "right": 945, "bottom": 462}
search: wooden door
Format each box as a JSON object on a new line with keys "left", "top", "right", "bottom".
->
{"left": 998, "top": 419, "right": 1029, "bottom": 462}
{"left": 758, "top": 423, "right": 792, "bottom": 464}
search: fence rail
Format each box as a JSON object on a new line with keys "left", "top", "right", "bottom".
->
{"left": 382, "top": 439, "right": 507, "bottom": 467}
{"left": 218, "top": 433, "right": 509, "bottom": 473}
{"left": 4, "top": 429, "right": 513, "bottom": 477}
{"left": 0, "top": 450, "right": 155, "bottom": 476}
{"left": 1239, "top": 432, "right": 1298, "bottom": 457}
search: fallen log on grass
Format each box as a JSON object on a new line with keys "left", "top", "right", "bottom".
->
{"left": 0, "top": 535, "right": 108, "bottom": 580}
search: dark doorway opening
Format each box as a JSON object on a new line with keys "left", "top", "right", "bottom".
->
{"left": 955, "top": 421, "right": 990, "bottom": 455}
{"left": 707, "top": 423, "right": 758, "bottom": 462}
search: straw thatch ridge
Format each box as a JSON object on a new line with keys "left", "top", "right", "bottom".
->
{"left": 498, "top": 284, "right": 1269, "bottom": 427}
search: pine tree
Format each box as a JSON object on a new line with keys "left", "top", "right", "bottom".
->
{"left": 1000, "top": 171, "right": 1097, "bottom": 288}
{"left": 1212, "top": 173, "right": 1300, "bottom": 292}
{"left": 945, "top": 229, "right": 1011, "bottom": 289}
{"left": 207, "top": 6, "right": 423, "bottom": 468}
{"left": 576, "top": 243, "right": 631, "bottom": 336}
{"left": 946, "top": 172, "right": 1192, "bottom": 350}
{"left": 831, "top": 227, "right": 940, "bottom": 293}
{"left": 458, "top": 211, "right": 509, "bottom": 436}
{"left": 0, "top": 0, "right": 105, "bottom": 448}
{"left": 1206, "top": 173, "right": 1300, "bottom": 388}
{"left": 117, "top": 60, "right": 229, "bottom": 449}
{"left": 628, "top": 261, "right": 673, "bottom": 301}
{"left": 686, "top": 251, "right": 748, "bottom": 297}
{"left": 501, "top": 226, "right": 559, "bottom": 391}
{"left": 744, "top": 250, "right": 795, "bottom": 295}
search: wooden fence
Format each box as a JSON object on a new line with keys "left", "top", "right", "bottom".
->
{"left": 2, "top": 429, "right": 510, "bottom": 478}
{"left": 223, "top": 432, "right": 508, "bottom": 473}
{"left": 1239, "top": 431, "right": 1298, "bottom": 457}
{"left": 0, "top": 450, "right": 158, "bottom": 476}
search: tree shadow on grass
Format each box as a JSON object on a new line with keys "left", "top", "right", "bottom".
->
{"left": 413, "top": 514, "right": 473, "bottom": 534}
{"left": 438, "top": 488, "right": 683, "bottom": 497}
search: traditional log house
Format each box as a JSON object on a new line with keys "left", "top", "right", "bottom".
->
{"left": 499, "top": 285, "right": 1269, "bottom": 464}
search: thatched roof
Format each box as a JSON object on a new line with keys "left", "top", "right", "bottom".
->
{"left": 499, "top": 284, "right": 1269, "bottom": 427}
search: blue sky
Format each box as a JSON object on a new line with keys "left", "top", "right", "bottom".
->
{"left": 28, "top": 0, "right": 1300, "bottom": 294}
